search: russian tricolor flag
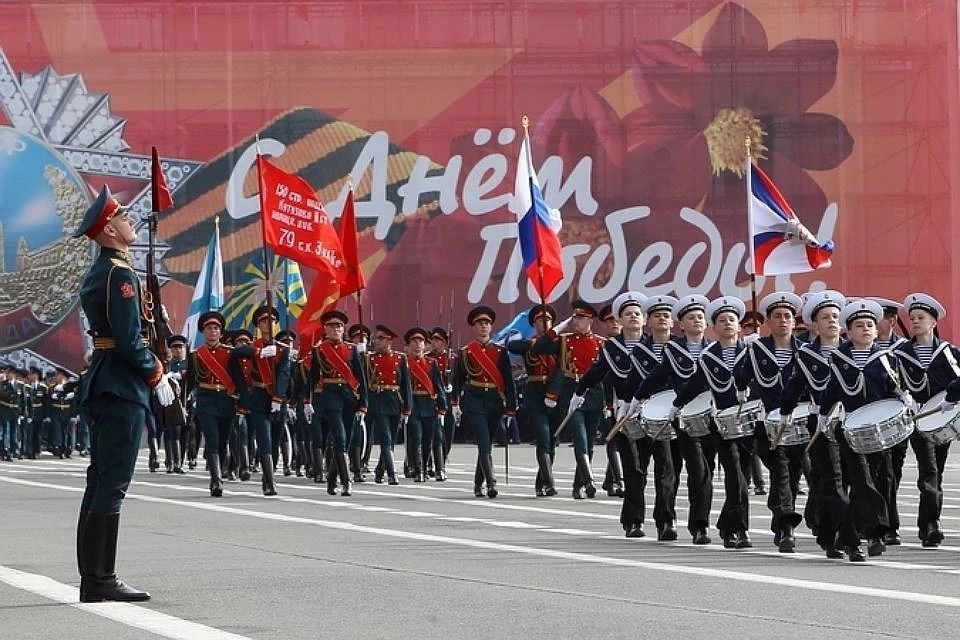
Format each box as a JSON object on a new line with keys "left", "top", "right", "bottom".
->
{"left": 747, "top": 161, "right": 834, "bottom": 275}
{"left": 511, "top": 134, "right": 564, "bottom": 300}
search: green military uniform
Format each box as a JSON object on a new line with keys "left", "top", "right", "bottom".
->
{"left": 73, "top": 184, "right": 157, "bottom": 603}
{"left": 366, "top": 326, "right": 413, "bottom": 484}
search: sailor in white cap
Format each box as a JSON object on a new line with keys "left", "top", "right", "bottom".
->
{"left": 671, "top": 296, "right": 752, "bottom": 549}
{"left": 894, "top": 293, "right": 952, "bottom": 546}
{"left": 868, "top": 297, "right": 907, "bottom": 350}
{"left": 780, "top": 290, "right": 855, "bottom": 559}
{"left": 631, "top": 293, "right": 713, "bottom": 544}
{"left": 816, "top": 298, "right": 905, "bottom": 561}
{"left": 735, "top": 291, "right": 805, "bottom": 552}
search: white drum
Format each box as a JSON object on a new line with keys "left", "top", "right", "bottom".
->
{"left": 764, "top": 404, "right": 811, "bottom": 446}
{"left": 842, "top": 399, "right": 913, "bottom": 455}
{"left": 640, "top": 390, "right": 678, "bottom": 441}
{"left": 681, "top": 391, "right": 714, "bottom": 438}
{"left": 715, "top": 401, "right": 762, "bottom": 440}
{"left": 917, "top": 391, "right": 960, "bottom": 446}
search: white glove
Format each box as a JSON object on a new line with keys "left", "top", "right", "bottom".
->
{"left": 169, "top": 371, "right": 182, "bottom": 381}
{"left": 567, "top": 393, "right": 584, "bottom": 415}
{"left": 737, "top": 389, "right": 750, "bottom": 403}
{"left": 355, "top": 412, "right": 366, "bottom": 429}
{"left": 288, "top": 348, "right": 299, "bottom": 361}
{"left": 451, "top": 405, "right": 463, "bottom": 424}
{"left": 553, "top": 316, "right": 573, "bottom": 334}
{"left": 667, "top": 405, "right": 679, "bottom": 422}
{"left": 615, "top": 399, "right": 629, "bottom": 421}
{"left": 259, "top": 344, "right": 277, "bottom": 358}
{"left": 628, "top": 398, "right": 643, "bottom": 420}
{"left": 54, "top": 383, "right": 64, "bottom": 392}
{"left": 65, "top": 392, "right": 75, "bottom": 401}
{"left": 401, "top": 414, "right": 410, "bottom": 428}
{"left": 287, "top": 408, "right": 297, "bottom": 422}
{"left": 939, "top": 400, "right": 956, "bottom": 413}
{"left": 544, "top": 397, "right": 558, "bottom": 409}
{"left": 817, "top": 414, "right": 830, "bottom": 434}
{"left": 270, "top": 400, "right": 282, "bottom": 414}
{"left": 603, "top": 407, "right": 613, "bottom": 419}
{"left": 304, "top": 404, "right": 315, "bottom": 421}
{"left": 444, "top": 384, "right": 453, "bottom": 394}
{"left": 355, "top": 340, "right": 367, "bottom": 354}
{"left": 153, "top": 373, "right": 176, "bottom": 407}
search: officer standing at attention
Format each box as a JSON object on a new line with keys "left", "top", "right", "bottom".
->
{"left": 71, "top": 186, "right": 177, "bottom": 602}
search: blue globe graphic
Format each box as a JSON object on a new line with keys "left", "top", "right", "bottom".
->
{"left": 0, "top": 126, "right": 93, "bottom": 349}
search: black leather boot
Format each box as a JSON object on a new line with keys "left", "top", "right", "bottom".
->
{"left": 261, "top": 453, "right": 278, "bottom": 496}
{"left": 238, "top": 445, "right": 251, "bottom": 481}
{"left": 209, "top": 455, "right": 223, "bottom": 497}
{"left": 76, "top": 510, "right": 89, "bottom": 577}
{"left": 474, "top": 456, "right": 484, "bottom": 496}
{"left": 383, "top": 449, "right": 399, "bottom": 485}
{"left": 326, "top": 453, "right": 339, "bottom": 495}
{"left": 148, "top": 437, "right": 160, "bottom": 472}
{"left": 538, "top": 452, "right": 557, "bottom": 496}
{"left": 337, "top": 452, "right": 353, "bottom": 496}
{"left": 432, "top": 438, "right": 446, "bottom": 481}
{"left": 79, "top": 512, "right": 150, "bottom": 602}
{"left": 414, "top": 449, "right": 425, "bottom": 482}
{"left": 778, "top": 523, "right": 796, "bottom": 553}
{"left": 576, "top": 452, "right": 596, "bottom": 498}
{"left": 480, "top": 452, "right": 498, "bottom": 498}
{"left": 313, "top": 447, "right": 326, "bottom": 484}
{"left": 608, "top": 450, "right": 625, "bottom": 497}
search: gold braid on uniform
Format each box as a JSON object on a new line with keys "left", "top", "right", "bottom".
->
{"left": 461, "top": 347, "right": 482, "bottom": 378}
{"left": 560, "top": 335, "right": 577, "bottom": 379}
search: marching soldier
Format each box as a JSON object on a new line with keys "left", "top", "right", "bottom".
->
{"left": 632, "top": 294, "right": 713, "bottom": 543}
{"left": 429, "top": 327, "right": 457, "bottom": 460}
{"left": 49, "top": 368, "right": 78, "bottom": 460}
{"left": 507, "top": 304, "right": 560, "bottom": 497}
{"left": 72, "top": 185, "right": 178, "bottom": 602}
{"left": 25, "top": 366, "right": 49, "bottom": 458}
{"left": 816, "top": 298, "right": 900, "bottom": 561}
{"left": 597, "top": 304, "right": 626, "bottom": 497}
{"left": 734, "top": 292, "right": 806, "bottom": 552}
{"left": 185, "top": 312, "right": 238, "bottom": 497}
{"left": 533, "top": 300, "right": 604, "bottom": 499}
{"left": 310, "top": 310, "right": 368, "bottom": 496}
{"left": 894, "top": 293, "right": 953, "bottom": 546}
{"left": 365, "top": 325, "right": 412, "bottom": 483}
{"left": 231, "top": 306, "right": 292, "bottom": 496}
{"left": 0, "top": 365, "right": 17, "bottom": 460}
{"left": 230, "top": 329, "right": 256, "bottom": 481}
{"left": 164, "top": 335, "right": 188, "bottom": 474}
{"left": 451, "top": 306, "right": 516, "bottom": 498}
{"left": 405, "top": 327, "right": 449, "bottom": 482}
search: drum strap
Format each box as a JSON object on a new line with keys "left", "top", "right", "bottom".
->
{"left": 943, "top": 345, "right": 960, "bottom": 377}
{"left": 878, "top": 353, "right": 903, "bottom": 395}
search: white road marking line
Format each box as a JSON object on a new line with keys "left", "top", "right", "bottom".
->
{"left": 0, "top": 565, "right": 251, "bottom": 640}
{"left": 4, "top": 475, "right": 960, "bottom": 598}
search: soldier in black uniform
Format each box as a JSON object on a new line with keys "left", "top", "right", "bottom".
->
{"left": 49, "top": 367, "right": 78, "bottom": 460}
{"left": 24, "top": 366, "right": 49, "bottom": 458}
{"left": 0, "top": 365, "right": 17, "bottom": 460}
{"left": 164, "top": 335, "right": 188, "bottom": 473}
{"left": 72, "top": 186, "right": 178, "bottom": 602}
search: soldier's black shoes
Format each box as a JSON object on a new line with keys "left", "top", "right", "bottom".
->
{"left": 474, "top": 486, "right": 485, "bottom": 498}
{"left": 867, "top": 538, "right": 886, "bottom": 557}
{"left": 846, "top": 545, "right": 867, "bottom": 562}
{"left": 80, "top": 577, "right": 150, "bottom": 603}
{"left": 736, "top": 531, "right": 753, "bottom": 549}
{"left": 625, "top": 523, "right": 645, "bottom": 538}
{"left": 692, "top": 529, "right": 711, "bottom": 545}
{"left": 584, "top": 483, "right": 597, "bottom": 499}
{"left": 657, "top": 522, "right": 678, "bottom": 542}
{"left": 778, "top": 525, "right": 796, "bottom": 553}
{"left": 824, "top": 546, "right": 844, "bottom": 559}
{"left": 722, "top": 533, "right": 738, "bottom": 549}
{"left": 487, "top": 486, "right": 498, "bottom": 499}
{"left": 388, "top": 477, "right": 400, "bottom": 486}
{"left": 435, "top": 471, "right": 447, "bottom": 481}
{"left": 210, "top": 485, "right": 223, "bottom": 498}
{"left": 883, "top": 531, "right": 901, "bottom": 546}
{"left": 923, "top": 521, "right": 944, "bottom": 547}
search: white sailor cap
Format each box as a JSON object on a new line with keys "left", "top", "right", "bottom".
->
{"left": 867, "top": 297, "right": 903, "bottom": 316}
{"left": 642, "top": 294, "right": 677, "bottom": 316}
{"left": 801, "top": 290, "right": 846, "bottom": 325}
{"left": 707, "top": 296, "right": 746, "bottom": 324}
{"left": 612, "top": 291, "right": 648, "bottom": 319}
{"left": 672, "top": 294, "right": 710, "bottom": 321}
{"left": 759, "top": 291, "right": 803, "bottom": 318}
{"left": 841, "top": 299, "right": 883, "bottom": 327}
{"left": 903, "top": 292, "right": 946, "bottom": 320}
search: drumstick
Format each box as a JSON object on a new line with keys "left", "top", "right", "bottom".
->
{"left": 605, "top": 414, "right": 631, "bottom": 442}
{"left": 770, "top": 422, "right": 788, "bottom": 450}
{"left": 912, "top": 407, "right": 942, "bottom": 422}
{"left": 651, "top": 417, "right": 675, "bottom": 441}
{"left": 553, "top": 411, "right": 575, "bottom": 438}
{"left": 804, "top": 428, "right": 820, "bottom": 453}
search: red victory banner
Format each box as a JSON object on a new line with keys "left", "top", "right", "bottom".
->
{"left": 256, "top": 155, "right": 347, "bottom": 283}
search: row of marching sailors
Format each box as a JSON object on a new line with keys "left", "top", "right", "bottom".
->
{"left": 568, "top": 288, "right": 956, "bottom": 561}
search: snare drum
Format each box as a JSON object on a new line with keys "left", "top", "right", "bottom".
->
{"left": 715, "top": 401, "right": 762, "bottom": 440}
{"left": 842, "top": 399, "right": 914, "bottom": 455}
{"left": 764, "top": 405, "right": 811, "bottom": 446}
{"left": 640, "top": 390, "right": 678, "bottom": 441}
{"left": 917, "top": 391, "right": 960, "bottom": 446}
{"left": 681, "top": 391, "right": 714, "bottom": 438}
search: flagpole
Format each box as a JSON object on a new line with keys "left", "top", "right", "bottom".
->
{"left": 255, "top": 135, "right": 275, "bottom": 342}
{"left": 745, "top": 137, "right": 759, "bottom": 319}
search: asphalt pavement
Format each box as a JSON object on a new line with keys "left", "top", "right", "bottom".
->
{"left": 1, "top": 441, "right": 959, "bottom": 639}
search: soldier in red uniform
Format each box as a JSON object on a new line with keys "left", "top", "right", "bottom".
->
{"left": 405, "top": 327, "right": 449, "bottom": 482}
{"left": 533, "top": 300, "right": 605, "bottom": 499}
{"left": 366, "top": 324, "right": 412, "bottom": 484}
{"left": 508, "top": 305, "right": 560, "bottom": 496}
{"left": 184, "top": 311, "right": 237, "bottom": 497}
{"left": 310, "top": 310, "right": 368, "bottom": 496}
{"left": 451, "top": 307, "right": 517, "bottom": 498}
{"left": 229, "top": 328, "right": 255, "bottom": 481}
